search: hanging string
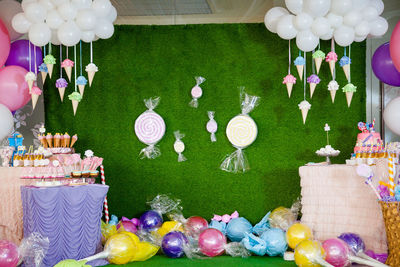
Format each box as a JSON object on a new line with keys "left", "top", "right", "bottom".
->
{"left": 90, "top": 41, "right": 93, "bottom": 63}
{"left": 349, "top": 44, "right": 351, "bottom": 83}
{"left": 33, "top": 45, "right": 37, "bottom": 75}
{"left": 74, "top": 45, "right": 77, "bottom": 92}
{"left": 28, "top": 41, "right": 31, "bottom": 72}
{"left": 66, "top": 46, "right": 68, "bottom": 59}
{"left": 288, "top": 40, "right": 291, "bottom": 75}
{"left": 332, "top": 38, "right": 336, "bottom": 81}
{"left": 311, "top": 49, "right": 315, "bottom": 74}
{"left": 49, "top": 43, "right": 52, "bottom": 55}
{"left": 59, "top": 45, "right": 62, "bottom": 78}
{"left": 43, "top": 45, "right": 46, "bottom": 57}
{"left": 303, "top": 51, "right": 306, "bottom": 101}
{"left": 344, "top": 47, "right": 346, "bottom": 57}
{"left": 318, "top": 41, "right": 320, "bottom": 50}
{"left": 79, "top": 41, "right": 82, "bottom": 76}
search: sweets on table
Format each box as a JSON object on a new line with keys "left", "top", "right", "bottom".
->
{"left": 37, "top": 132, "right": 77, "bottom": 149}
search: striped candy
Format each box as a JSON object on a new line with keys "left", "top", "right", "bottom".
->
{"left": 134, "top": 111, "right": 166, "bottom": 145}
{"left": 100, "top": 165, "right": 109, "bottom": 223}
{"left": 388, "top": 157, "right": 395, "bottom": 196}
{"left": 226, "top": 114, "right": 258, "bottom": 148}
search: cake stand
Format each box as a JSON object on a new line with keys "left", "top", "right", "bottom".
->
{"left": 316, "top": 150, "right": 340, "bottom": 164}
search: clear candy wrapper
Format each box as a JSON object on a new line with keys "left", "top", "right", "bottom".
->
{"left": 252, "top": 212, "right": 271, "bottom": 235}
{"left": 269, "top": 198, "right": 301, "bottom": 231}
{"left": 174, "top": 131, "right": 186, "bottom": 162}
{"left": 206, "top": 111, "right": 218, "bottom": 142}
{"left": 224, "top": 242, "right": 251, "bottom": 258}
{"left": 189, "top": 76, "right": 205, "bottom": 108}
{"left": 18, "top": 232, "right": 50, "bottom": 267}
{"left": 220, "top": 88, "right": 259, "bottom": 173}
{"left": 147, "top": 194, "right": 182, "bottom": 216}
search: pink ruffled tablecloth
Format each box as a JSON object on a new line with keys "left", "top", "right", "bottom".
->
{"left": 0, "top": 167, "right": 35, "bottom": 244}
{"left": 300, "top": 163, "right": 387, "bottom": 253}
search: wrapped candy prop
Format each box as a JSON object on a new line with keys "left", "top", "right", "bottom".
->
{"left": 198, "top": 228, "right": 250, "bottom": 258}
{"left": 134, "top": 97, "right": 166, "bottom": 159}
{"left": 209, "top": 211, "right": 239, "bottom": 235}
{"left": 173, "top": 131, "right": 186, "bottom": 162}
{"left": 185, "top": 216, "right": 208, "bottom": 239}
{"left": 122, "top": 232, "right": 159, "bottom": 262}
{"left": 286, "top": 223, "right": 313, "bottom": 249}
{"left": 0, "top": 240, "right": 18, "bottom": 267}
{"left": 189, "top": 76, "right": 205, "bottom": 108}
{"left": 242, "top": 233, "right": 267, "bottom": 256}
{"left": 261, "top": 228, "right": 288, "bottom": 257}
{"left": 157, "top": 221, "right": 184, "bottom": 237}
{"left": 161, "top": 231, "right": 188, "bottom": 258}
{"left": 322, "top": 238, "right": 388, "bottom": 267}
{"left": 294, "top": 240, "right": 333, "bottom": 267}
{"left": 220, "top": 88, "right": 260, "bottom": 173}
{"left": 206, "top": 111, "right": 218, "bottom": 142}
{"left": 117, "top": 217, "right": 140, "bottom": 234}
{"left": 268, "top": 199, "right": 301, "bottom": 231}
{"left": 226, "top": 217, "right": 253, "bottom": 242}
{"left": 252, "top": 212, "right": 270, "bottom": 235}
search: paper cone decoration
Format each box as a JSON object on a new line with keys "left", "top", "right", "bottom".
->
{"left": 46, "top": 64, "right": 54, "bottom": 78}
{"left": 27, "top": 80, "right": 34, "bottom": 91}
{"left": 330, "top": 90, "right": 336, "bottom": 103}
{"left": 286, "top": 83, "right": 293, "bottom": 98}
{"left": 296, "top": 65, "right": 304, "bottom": 81}
{"left": 58, "top": 87, "right": 65, "bottom": 102}
{"left": 301, "top": 109, "right": 308, "bottom": 124}
{"left": 31, "top": 94, "right": 39, "bottom": 110}
{"left": 88, "top": 71, "right": 95, "bottom": 86}
{"left": 78, "top": 85, "right": 85, "bottom": 97}
{"left": 41, "top": 71, "right": 47, "bottom": 83}
{"left": 72, "top": 100, "right": 79, "bottom": 115}
{"left": 329, "top": 61, "right": 335, "bottom": 78}
{"left": 64, "top": 66, "right": 72, "bottom": 81}
{"left": 315, "top": 58, "right": 323, "bottom": 74}
{"left": 346, "top": 92, "right": 353, "bottom": 107}
{"left": 310, "top": 83, "right": 316, "bottom": 98}
{"left": 342, "top": 64, "right": 350, "bottom": 81}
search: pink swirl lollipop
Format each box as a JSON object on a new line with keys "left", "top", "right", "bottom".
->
{"left": 206, "top": 111, "right": 218, "bottom": 142}
{"left": 189, "top": 76, "right": 205, "bottom": 108}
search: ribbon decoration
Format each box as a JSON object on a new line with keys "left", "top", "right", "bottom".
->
{"left": 212, "top": 211, "right": 239, "bottom": 223}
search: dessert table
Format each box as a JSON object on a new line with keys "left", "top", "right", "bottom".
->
{"left": 21, "top": 184, "right": 109, "bottom": 266}
{"left": 299, "top": 163, "right": 388, "bottom": 253}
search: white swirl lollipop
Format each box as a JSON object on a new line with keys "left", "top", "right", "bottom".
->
{"left": 220, "top": 88, "right": 260, "bottom": 173}
{"left": 134, "top": 97, "right": 166, "bottom": 159}
{"left": 173, "top": 131, "right": 186, "bottom": 162}
{"left": 189, "top": 76, "right": 205, "bottom": 108}
{"left": 206, "top": 111, "right": 218, "bottom": 142}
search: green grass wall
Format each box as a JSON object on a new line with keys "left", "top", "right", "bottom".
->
{"left": 44, "top": 24, "right": 366, "bottom": 223}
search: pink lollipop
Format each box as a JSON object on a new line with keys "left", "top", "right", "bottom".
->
{"left": 189, "top": 76, "right": 205, "bottom": 108}
{"left": 323, "top": 238, "right": 388, "bottom": 267}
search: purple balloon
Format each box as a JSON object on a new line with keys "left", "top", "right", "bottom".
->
{"left": 372, "top": 42, "right": 400, "bottom": 86}
{"left": 161, "top": 231, "right": 188, "bottom": 258}
{"left": 0, "top": 240, "right": 19, "bottom": 267}
{"left": 338, "top": 232, "right": 365, "bottom": 254}
{"left": 139, "top": 210, "right": 163, "bottom": 231}
{"left": 5, "top": 40, "right": 43, "bottom": 73}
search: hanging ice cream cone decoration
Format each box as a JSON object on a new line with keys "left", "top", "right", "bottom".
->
{"left": 325, "top": 51, "right": 338, "bottom": 79}
{"left": 68, "top": 92, "right": 82, "bottom": 116}
{"left": 76, "top": 76, "right": 88, "bottom": 97}
{"left": 328, "top": 80, "right": 339, "bottom": 104}
{"left": 61, "top": 59, "right": 74, "bottom": 82}
{"left": 283, "top": 74, "right": 296, "bottom": 98}
{"left": 86, "top": 63, "right": 98, "bottom": 87}
{"left": 39, "top": 63, "right": 48, "bottom": 84}
{"left": 312, "top": 50, "right": 325, "bottom": 74}
{"left": 44, "top": 54, "right": 56, "bottom": 79}
{"left": 298, "top": 100, "right": 311, "bottom": 124}
{"left": 340, "top": 55, "right": 351, "bottom": 81}
{"left": 307, "top": 74, "right": 320, "bottom": 98}
{"left": 25, "top": 72, "right": 36, "bottom": 92}
{"left": 56, "top": 78, "right": 68, "bottom": 102}
{"left": 30, "top": 86, "right": 42, "bottom": 110}
{"left": 342, "top": 83, "right": 357, "bottom": 108}
{"left": 294, "top": 54, "right": 305, "bottom": 81}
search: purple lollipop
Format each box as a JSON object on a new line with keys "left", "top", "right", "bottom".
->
{"left": 139, "top": 210, "right": 163, "bottom": 231}
{"left": 161, "top": 231, "right": 188, "bottom": 258}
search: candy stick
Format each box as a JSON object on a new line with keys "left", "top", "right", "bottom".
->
{"left": 388, "top": 157, "right": 395, "bottom": 196}
{"left": 356, "top": 164, "right": 382, "bottom": 200}
{"left": 100, "top": 165, "right": 109, "bottom": 223}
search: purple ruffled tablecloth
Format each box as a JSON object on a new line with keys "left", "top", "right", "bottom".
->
{"left": 21, "top": 184, "right": 109, "bottom": 266}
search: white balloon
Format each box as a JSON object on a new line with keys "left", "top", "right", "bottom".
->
{"left": 351, "top": 0, "right": 369, "bottom": 11}
{"left": 354, "top": 21, "right": 370, "bottom": 36}
{"left": 25, "top": 2, "right": 47, "bottom": 23}
{"left": 362, "top": 6, "right": 378, "bottom": 21}
{"left": 92, "top": 0, "right": 112, "bottom": 18}
{"left": 369, "top": 0, "right": 384, "bottom": 15}
{"left": 51, "top": 0, "right": 68, "bottom": 7}
{"left": 294, "top": 12, "right": 313, "bottom": 31}
{"left": 343, "top": 10, "right": 362, "bottom": 27}
{"left": 29, "top": 22, "right": 51, "bottom": 46}
{"left": 50, "top": 30, "right": 61, "bottom": 45}
{"left": 320, "top": 28, "right": 334, "bottom": 40}
{"left": 38, "top": 0, "right": 54, "bottom": 10}
{"left": 264, "top": 7, "right": 289, "bottom": 33}
{"left": 0, "top": 0, "right": 23, "bottom": 41}
{"left": 21, "top": 0, "right": 36, "bottom": 12}
{"left": 107, "top": 5, "right": 117, "bottom": 23}
{"left": 11, "top": 12, "right": 31, "bottom": 34}
{"left": 303, "top": 0, "right": 331, "bottom": 17}
{"left": 296, "top": 30, "right": 318, "bottom": 52}
{"left": 384, "top": 97, "right": 400, "bottom": 136}
{"left": 277, "top": 14, "right": 297, "bottom": 40}
{"left": 71, "top": 0, "right": 92, "bottom": 10}
{"left": 334, "top": 25, "right": 355, "bottom": 46}
{"left": 58, "top": 2, "right": 77, "bottom": 20}
{"left": 57, "top": 21, "right": 81, "bottom": 46}
{"left": 311, "top": 17, "right": 330, "bottom": 37}
{"left": 285, "top": 0, "right": 303, "bottom": 15}
{"left": 331, "top": 0, "right": 352, "bottom": 15}
{"left": 76, "top": 9, "right": 97, "bottom": 30}
{"left": 369, "top": 16, "right": 388, "bottom": 36}
{"left": 94, "top": 19, "right": 114, "bottom": 39}
{"left": 46, "top": 9, "right": 63, "bottom": 30}
{"left": 354, "top": 34, "right": 367, "bottom": 42}
{"left": 81, "top": 30, "right": 95, "bottom": 42}
{"left": 0, "top": 104, "right": 14, "bottom": 142}
{"left": 326, "top": 12, "right": 343, "bottom": 29}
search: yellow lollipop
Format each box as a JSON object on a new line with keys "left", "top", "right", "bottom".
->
{"left": 157, "top": 221, "right": 184, "bottom": 237}
{"left": 286, "top": 223, "right": 313, "bottom": 249}
{"left": 105, "top": 233, "right": 137, "bottom": 264}
{"left": 294, "top": 240, "right": 333, "bottom": 267}
{"left": 269, "top": 206, "right": 296, "bottom": 230}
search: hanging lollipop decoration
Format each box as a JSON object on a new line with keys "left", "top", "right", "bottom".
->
{"left": 340, "top": 47, "right": 351, "bottom": 82}
{"left": 294, "top": 51, "right": 305, "bottom": 80}
{"left": 76, "top": 41, "right": 88, "bottom": 97}
{"left": 220, "top": 88, "right": 259, "bottom": 173}
{"left": 43, "top": 43, "right": 55, "bottom": 79}
{"left": 39, "top": 45, "right": 48, "bottom": 83}
{"left": 298, "top": 51, "right": 311, "bottom": 124}
{"left": 189, "top": 76, "right": 205, "bottom": 108}
{"left": 56, "top": 45, "right": 68, "bottom": 102}
{"left": 67, "top": 45, "right": 82, "bottom": 116}
{"left": 312, "top": 44, "right": 325, "bottom": 74}
{"left": 173, "top": 131, "right": 186, "bottom": 162}
{"left": 61, "top": 47, "right": 74, "bottom": 82}
{"left": 282, "top": 40, "right": 296, "bottom": 98}
{"left": 86, "top": 42, "right": 98, "bottom": 87}
{"left": 206, "top": 111, "right": 218, "bottom": 142}
{"left": 134, "top": 97, "right": 166, "bottom": 159}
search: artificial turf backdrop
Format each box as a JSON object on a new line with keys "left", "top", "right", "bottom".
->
{"left": 44, "top": 23, "right": 366, "bottom": 226}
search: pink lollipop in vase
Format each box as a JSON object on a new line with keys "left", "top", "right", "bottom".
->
{"left": 323, "top": 238, "right": 388, "bottom": 267}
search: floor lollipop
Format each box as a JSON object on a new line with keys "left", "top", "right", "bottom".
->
{"left": 323, "top": 238, "right": 388, "bottom": 267}
{"left": 286, "top": 223, "right": 313, "bottom": 249}
{"left": 294, "top": 240, "right": 334, "bottom": 267}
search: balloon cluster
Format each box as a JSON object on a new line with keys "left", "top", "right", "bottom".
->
{"left": 265, "top": 0, "right": 388, "bottom": 51}
{"left": 12, "top": 0, "right": 117, "bottom": 47}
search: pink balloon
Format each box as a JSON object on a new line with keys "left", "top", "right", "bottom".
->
{"left": 0, "top": 66, "right": 30, "bottom": 112}
{"left": 198, "top": 228, "right": 226, "bottom": 257}
{"left": 323, "top": 238, "right": 351, "bottom": 267}
{"left": 185, "top": 216, "right": 208, "bottom": 238}
{"left": 0, "top": 19, "right": 10, "bottom": 67}
{"left": 390, "top": 20, "right": 400, "bottom": 73}
{"left": 0, "top": 240, "right": 19, "bottom": 267}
